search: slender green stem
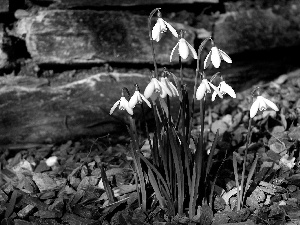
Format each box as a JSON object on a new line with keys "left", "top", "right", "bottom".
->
{"left": 239, "top": 118, "right": 252, "bottom": 209}
{"left": 188, "top": 38, "right": 210, "bottom": 219}
{"left": 179, "top": 56, "right": 183, "bottom": 87}
{"left": 152, "top": 103, "right": 162, "bottom": 175}
{"left": 140, "top": 103, "right": 154, "bottom": 161}
{"left": 148, "top": 8, "right": 161, "bottom": 78}
{"left": 189, "top": 94, "right": 205, "bottom": 218}
{"left": 188, "top": 37, "right": 208, "bottom": 142}
{"left": 128, "top": 117, "right": 147, "bottom": 211}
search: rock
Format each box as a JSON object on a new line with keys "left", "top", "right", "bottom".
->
{"left": 62, "top": 213, "right": 98, "bottom": 225}
{"left": 214, "top": 3, "right": 300, "bottom": 54}
{"left": 35, "top": 0, "right": 218, "bottom": 8}
{"left": 14, "top": 10, "right": 195, "bottom": 65}
{"left": 287, "top": 174, "right": 300, "bottom": 187}
{"left": 14, "top": 220, "right": 32, "bottom": 225}
{"left": 0, "top": 71, "right": 196, "bottom": 144}
{"left": 17, "top": 205, "right": 35, "bottom": 218}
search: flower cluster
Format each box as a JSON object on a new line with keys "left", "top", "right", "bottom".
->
{"left": 110, "top": 76, "right": 179, "bottom": 115}
{"left": 108, "top": 8, "right": 283, "bottom": 216}
{"left": 110, "top": 10, "right": 279, "bottom": 119}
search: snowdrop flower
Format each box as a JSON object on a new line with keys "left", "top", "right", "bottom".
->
{"left": 250, "top": 95, "right": 279, "bottom": 118}
{"left": 129, "top": 85, "right": 152, "bottom": 108}
{"left": 196, "top": 78, "right": 223, "bottom": 100}
{"left": 110, "top": 91, "right": 133, "bottom": 115}
{"left": 152, "top": 10, "right": 178, "bottom": 42}
{"left": 160, "top": 77, "right": 179, "bottom": 97}
{"left": 144, "top": 77, "right": 172, "bottom": 100}
{"left": 204, "top": 46, "right": 232, "bottom": 69}
{"left": 170, "top": 31, "right": 197, "bottom": 61}
{"left": 212, "top": 81, "right": 236, "bottom": 101}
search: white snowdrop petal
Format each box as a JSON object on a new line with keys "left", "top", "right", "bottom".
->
{"left": 170, "top": 42, "right": 179, "bottom": 62}
{"left": 159, "top": 81, "right": 173, "bottom": 97}
{"left": 120, "top": 97, "right": 133, "bottom": 115}
{"left": 258, "top": 97, "right": 267, "bottom": 111}
{"left": 120, "top": 97, "right": 129, "bottom": 108}
{"left": 186, "top": 41, "right": 198, "bottom": 59}
{"left": 178, "top": 39, "right": 189, "bottom": 59}
{"left": 211, "top": 47, "right": 221, "bottom": 68}
{"left": 153, "top": 78, "right": 162, "bottom": 91}
{"left": 196, "top": 82, "right": 206, "bottom": 100}
{"left": 129, "top": 93, "right": 138, "bottom": 108}
{"left": 160, "top": 88, "right": 168, "bottom": 98}
{"left": 250, "top": 98, "right": 260, "bottom": 118}
{"left": 141, "top": 94, "right": 152, "bottom": 108}
{"left": 158, "top": 18, "right": 167, "bottom": 32}
{"left": 220, "top": 82, "right": 236, "bottom": 98}
{"left": 110, "top": 100, "right": 120, "bottom": 115}
{"left": 202, "top": 79, "right": 211, "bottom": 92}
{"left": 219, "top": 49, "right": 232, "bottom": 63}
{"left": 125, "top": 104, "right": 134, "bottom": 115}
{"left": 212, "top": 91, "right": 218, "bottom": 101}
{"left": 144, "top": 81, "right": 155, "bottom": 99}
{"left": 152, "top": 22, "right": 161, "bottom": 42}
{"left": 164, "top": 21, "right": 178, "bottom": 38}
{"left": 263, "top": 97, "right": 279, "bottom": 112}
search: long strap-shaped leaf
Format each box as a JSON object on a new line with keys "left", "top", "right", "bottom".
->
{"left": 168, "top": 127, "right": 184, "bottom": 215}
{"left": 232, "top": 153, "right": 240, "bottom": 210}
{"left": 148, "top": 167, "right": 166, "bottom": 208}
{"left": 242, "top": 154, "right": 258, "bottom": 205}
{"left": 127, "top": 118, "right": 147, "bottom": 211}
{"left": 139, "top": 153, "right": 175, "bottom": 216}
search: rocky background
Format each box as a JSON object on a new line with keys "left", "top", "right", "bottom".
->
{"left": 0, "top": 0, "right": 300, "bottom": 144}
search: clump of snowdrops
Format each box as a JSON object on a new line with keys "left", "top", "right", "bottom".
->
{"left": 110, "top": 8, "right": 279, "bottom": 221}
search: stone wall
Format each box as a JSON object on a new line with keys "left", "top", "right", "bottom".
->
{"left": 0, "top": 0, "right": 300, "bottom": 144}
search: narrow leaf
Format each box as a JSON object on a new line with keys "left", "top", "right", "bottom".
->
{"left": 205, "top": 129, "right": 219, "bottom": 184}
{"left": 148, "top": 167, "right": 166, "bottom": 208}
{"left": 99, "top": 161, "right": 115, "bottom": 203}
{"left": 232, "top": 153, "right": 240, "bottom": 210}
{"left": 242, "top": 154, "right": 258, "bottom": 203}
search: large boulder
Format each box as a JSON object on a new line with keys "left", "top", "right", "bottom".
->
{"left": 34, "top": 0, "right": 218, "bottom": 8}
{"left": 214, "top": 3, "right": 300, "bottom": 54}
{"left": 14, "top": 10, "right": 195, "bottom": 65}
{"left": 0, "top": 71, "right": 196, "bottom": 144}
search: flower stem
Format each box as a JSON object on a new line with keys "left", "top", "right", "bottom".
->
{"left": 238, "top": 117, "right": 252, "bottom": 209}
{"left": 128, "top": 116, "right": 147, "bottom": 211}
{"left": 148, "top": 8, "right": 160, "bottom": 78}
{"left": 179, "top": 56, "right": 183, "bottom": 87}
{"left": 188, "top": 38, "right": 209, "bottom": 218}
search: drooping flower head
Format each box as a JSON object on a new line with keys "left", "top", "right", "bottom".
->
{"left": 160, "top": 76, "right": 179, "bottom": 97}
{"left": 170, "top": 30, "right": 197, "bottom": 62}
{"left": 144, "top": 76, "right": 173, "bottom": 101}
{"left": 249, "top": 88, "right": 279, "bottom": 118}
{"left": 196, "top": 74, "right": 223, "bottom": 101}
{"left": 151, "top": 10, "right": 178, "bottom": 42}
{"left": 110, "top": 88, "right": 133, "bottom": 115}
{"left": 212, "top": 77, "right": 236, "bottom": 101}
{"left": 129, "top": 84, "right": 152, "bottom": 109}
{"left": 204, "top": 39, "right": 232, "bottom": 69}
